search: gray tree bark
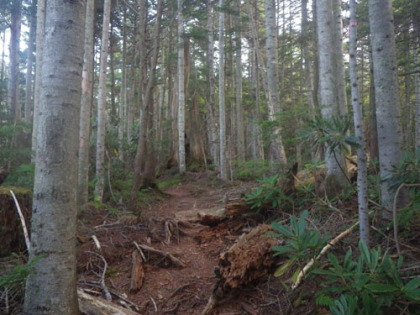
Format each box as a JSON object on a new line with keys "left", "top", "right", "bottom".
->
{"left": 264, "top": 0, "right": 287, "bottom": 168}
{"left": 235, "top": 0, "right": 245, "bottom": 161}
{"left": 24, "top": 0, "right": 36, "bottom": 123}
{"left": 349, "top": 0, "right": 369, "bottom": 245}
{"left": 316, "top": 0, "right": 348, "bottom": 191}
{"left": 369, "top": 0, "right": 404, "bottom": 218}
{"left": 31, "top": 0, "right": 45, "bottom": 162}
{"left": 23, "top": 2, "right": 85, "bottom": 314}
{"left": 78, "top": 0, "right": 95, "bottom": 206}
{"left": 177, "top": 0, "right": 186, "bottom": 174}
{"left": 7, "top": 0, "right": 22, "bottom": 122}
{"left": 414, "top": 21, "right": 420, "bottom": 155}
{"left": 219, "top": 0, "right": 227, "bottom": 180}
{"left": 206, "top": 0, "right": 219, "bottom": 167}
{"left": 95, "top": 0, "right": 112, "bottom": 202}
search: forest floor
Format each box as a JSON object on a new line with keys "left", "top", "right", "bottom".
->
{"left": 76, "top": 170, "right": 316, "bottom": 314}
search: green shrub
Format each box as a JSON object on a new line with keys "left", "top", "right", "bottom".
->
{"left": 231, "top": 159, "right": 270, "bottom": 181}
{"left": 3, "top": 164, "right": 35, "bottom": 188}
{"left": 270, "top": 210, "right": 329, "bottom": 278}
{"left": 245, "top": 175, "right": 292, "bottom": 211}
{"left": 314, "top": 241, "right": 420, "bottom": 313}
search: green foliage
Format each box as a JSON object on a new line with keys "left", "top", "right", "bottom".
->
{"left": 0, "top": 121, "right": 32, "bottom": 167}
{"left": 156, "top": 175, "right": 183, "bottom": 190}
{"left": 386, "top": 148, "right": 420, "bottom": 190}
{"left": 271, "top": 210, "right": 329, "bottom": 261}
{"left": 231, "top": 159, "right": 270, "bottom": 181}
{"left": 3, "top": 163, "right": 34, "bottom": 188}
{"left": 245, "top": 175, "right": 292, "bottom": 211}
{"left": 299, "top": 115, "right": 359, "bottom": 156}
{"left": 314, "top": 241, "right": 420, "bottom": 313}
{"left": 0, "top": 255, "right": 41, "bottom": 288}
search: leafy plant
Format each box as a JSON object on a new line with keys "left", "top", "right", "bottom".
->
{"left": 314, "top": 241, "right": 420, "bottom": 313}
{"left": 2, "top": 163, "right": 35, "bottom": 188}
{"left": 386, "top": 148, "right": 420, "bottom": 190}
{"left": 231, "top": 159, "right": 270, "bottom": 181}
{"left": 270, "top": 210, "right": 329, "bottom": 278}
{"left": 245, "top": 175, "right": 292, "bottom": 211}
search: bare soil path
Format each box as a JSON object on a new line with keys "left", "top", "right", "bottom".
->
{"left": 77, "top": 171, "right": 260, "bottom": 314}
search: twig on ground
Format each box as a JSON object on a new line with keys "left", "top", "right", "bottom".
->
{"left": 150, "top": 296, "right": 158, "bottom": 311}
{"left": 393, "top": 183, "right": 420, "bottom": 257}
{"left": 86, "top": 251, "right": 112, "bottom": 301}
{"left": 135, "top": 243, "right": 186, "bottom": 268}
{"left": 91, "top": 235, "right": 101, "bottom": 250}
{"left": 10, "top": 190, "right": 31, "bottom": 251}
{"left": 292, "top": 221, "right": 359, "bottom": 290}
{"left": 133, "top": 241, "right": 147, "bottom": 262}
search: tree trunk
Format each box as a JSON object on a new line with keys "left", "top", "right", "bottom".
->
{"left": 235, "top": 0, "right": 245, "bottom": 161}
{"left": 78, "top": 0, "right": 95, "bottom": 207}
{"left": 118, "top": 9, "right": 128, "bottom": 162}
{"left": 369, "top": 0, "right": 404, "bottom": 219}
{"left": 23, "top": 2, "right": 85, "bottom": 314}
{"left": 349, "top": 0, "right": 369, "bottom": 245}
{"left": 94, "top": 0, "right": 112, "bottom": 202}
{"left": 31, "top": 0, "right": 45, "bottom": 162}
{"left": 368, "top": 49, "right": 379, "bottom": 162}
{"left": 8, "top": 0, "right": 22, "bottom": 122}
{"left": 264, "top": 0, "right": 287, "bottom": 168}
{"left": 24, "top": 0, "right": 36, "bottom": 123}
{"left": 414, "top": 20, "right": 420, "bottom": 155}
{"left": 332, "top": 0, "right": 348, "bottom": 116}
{"left": 316, "top": 0, "right": 348, "bottom": 193}
{"left": 206, "top": 0, "right": 219, "bottom": 167}
{"left": 177, "top": 0, "right": 186, "bottom": 174}
{"left": 219, "top": 0, "right": 227, "bottom": 180}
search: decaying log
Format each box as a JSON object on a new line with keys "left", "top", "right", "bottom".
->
{"left": 202, "top": 224, "right": 278, "bottom": 314}
{"left": 78, "top": 289, "right": 139, "bottom": 315}
{"left": 130, "top": 250, "right": 144, "bottom": 292}
{"left": 217, "top": 224, "right": 278, "bottom": 290}
{"left": 225, "top": 200, "right": 252, "bottom": 217}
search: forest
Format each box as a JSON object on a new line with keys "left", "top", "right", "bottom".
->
{"left": 0, "top": 0, "right": 420, "bottom": 314}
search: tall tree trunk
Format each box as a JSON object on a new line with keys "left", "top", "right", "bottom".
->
{"left": 368, "top": 48, "right": 379, "bottom": 162}
{"left": 332, "top": 0, "right": 348, "bottom": 116}
{"left": 78, "top": 0, "right": 95, "bottom": 206}
{"left": 219, "top": 0, "right": 227, "bottom": 180}
{"left": 316, "top": 0, "right": 348, "bottom": 193}
{"left": 206, "top": 0, "right": 219, "bottom": 167}
{"left": 414, "top": 18, "right": 420, "bottom": 155}
{"left": 95, "top": 0, "right": 112, "bottom": 202}
{"left": 369, "top": 0, "right": 404, "bottom": 219}
{"left": 0, "top": 30, "right": 5, "bottom": 115}
{"left": 31, "top": 0, "right": 45, "bottom": 162}
{"left": 235, "top": 0, "right": 245, "bottom": 161}
{"left": 118, "top": 9, "right": 128, "bottom": 162}
{"left": 131, "top": 0, "right": 163, "bottom": 206}
{"left": 177, "top": 0, "right": 186, "bottom": 173}
{"left": 301, "top": 0, "right": 315, "bottom": 120}
{"left": 349, "top": 0, "right": 369, "bottom": 245}
{"left": 23, "top": 2, "right": 85, "bottom": 313}
{"left": 8, "top": 0, "right": 22, "bottom": 122}
{"left": 264, "top": 0, "right": 287, "bottom": 168}
{"left": 24, "top": 0, "right": 36, "bottom": 123}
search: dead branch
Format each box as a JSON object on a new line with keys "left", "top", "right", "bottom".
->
{"left": 78, "top": 289, "right": 139, "bottom": 315}
{"left": 86, "top": 251, "right": 112, "bottom": 301}
{"left": 292, "top": 221, "right": 359, "bottom": 290}
{"left": 91, "top": 235, "right": 101, "bottom": 250}
{"left": 135, "top": 243, "right": 186, "bottom": 268}
{"left": 129, "top": 250, "right": 144, "bottom": 292}
{"left": 133, "top": 241, "right": 147, "bottom": 262}
{"left": 10, "top": 190, "right": 31, "bottom": 251}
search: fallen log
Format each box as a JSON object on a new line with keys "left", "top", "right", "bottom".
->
{"left": 135, "top": 243, "right": 186, "bottom": 268}
{"left": 130, "top": 250, "right": 144, "bottom": 292}
{"left": 202, "top": 224, "right": 279, "bottom": 314}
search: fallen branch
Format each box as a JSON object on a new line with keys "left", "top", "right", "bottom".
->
{"left": 393, "top": 183, "right": 420, "bottom": 257}
{"left": 91, "top": 235, "right": 101, "bottom": 250}
{"left": 292, "top": 221, "right": 359, "bottom": 290}
{"left": 10, "top": 190, "right": 31, "bottom": 252}
{"left": 133, "top": 241, "right": 147, "bottom": 262}
{"left": 78, "top": 289, "right": 138, "bottom": 315}
{"left": 135, "top": 243, "right": 186, "bottom": 268}
{"left": 86, "top": 251, "right": 112, "bottom": 301}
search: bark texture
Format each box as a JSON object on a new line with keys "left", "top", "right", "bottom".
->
{"left": 95, "top": 0, "right": 112, "bottom": 201}
{"left": 369, "top": 0, "right": 404, "bottom": 218}
{"left": 316, "top": 0, "right": 348, "bottom": 192}
{"left": 78, "top": 0, "right": 95, "bottom": 206}
{"left": 349, "top": 0, "right": 369, "bottom": 245}
{"left": 177, "top": 0, "right": 186, "bottom": 174}
{"left": 23, "top": 2, "right": 85, "bottom": 314}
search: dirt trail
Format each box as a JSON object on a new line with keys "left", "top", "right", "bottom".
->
{"left": 78, "top": 172, "right": 256, "bottom": 314}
